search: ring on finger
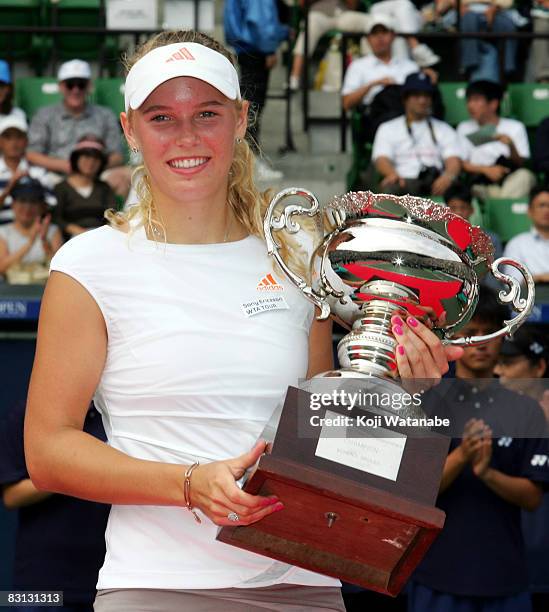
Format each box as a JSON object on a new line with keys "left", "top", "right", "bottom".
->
{"left": 227, "top": 511, "right": 240, "bottom": 522}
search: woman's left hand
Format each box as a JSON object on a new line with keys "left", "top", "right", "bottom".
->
{"left": 391, "top": 314, "right": 463, "bottom": 381}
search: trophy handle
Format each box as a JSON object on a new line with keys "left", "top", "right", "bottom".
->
{"left": 264, "top": 187, "right": 331, "bottom": 319}
{"left": 445, "top": 257, "right": 535, "bottom": 347}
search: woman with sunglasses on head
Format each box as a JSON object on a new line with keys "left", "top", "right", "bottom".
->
{"left": 24, "top": 30, "right": 462, "bottom": 612}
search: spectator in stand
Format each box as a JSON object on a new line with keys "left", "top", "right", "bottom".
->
{"left": 530, "top": 1, "right": 549, "bottom": 82}
{"left": 495, "top": 325, "right": 549, "bottom": 407}
{"left": 409, "top": 288, "right": 549, "bottom": 612}
{"left": 342, "top": 15, "right": 419, "bottom": 112}
{"left": 372, "top": 72, "right": 461, "bottom": 196}
{"left": 495, "top": 327, "right": 549, "bottom": 612}
{"left": 0, "top": 60, "right": 26, "bottom": 123}
{"left": 53, "top": 135, "right": 116, "bottom": 241}
{"left": 0, "top": 401, "right": 110, "bottom": 612}
{"left": 289, "top": 1, "right": 439, "bottom": 90}
{"left": 0, "top": 115, "right": 54, "bottom": 224}
{"left": 458, "top": 80, "right": 535, "bottom": 200}
{"left": 0, "top": 177, "right": 62, "bottom": 281}
{"left": 460, "top": 0, "right": 518, "bottom": 82}
{"left": 26, "top": 60, "right": 130, "bottom": 199}
{"left": 342, "top": 15, "right": 443, "bottom": 141}
{"left": 224, "top": 0, "right": 289, "bottom": 181}
{"left": 532, "top": 116, "right": 549, "bottom": 186}
{"left": 444, "top": 183, "right": 502, "bottom": 258}
{"left": 369, "top": 0, "right": 440, "bottom": 66}
{"left": 503, "top": 186, "right": 549, "bottom": 284}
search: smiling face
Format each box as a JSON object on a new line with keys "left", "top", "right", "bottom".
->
{"left": 121, "top": 76, "right": 247, "bottom": 210}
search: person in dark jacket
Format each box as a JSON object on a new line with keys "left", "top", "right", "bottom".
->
{"left": 224, "top": 0, "right": 289, "bottom": 179}
{"left": 53, "top": 135, "right": 117, "bottom": 241}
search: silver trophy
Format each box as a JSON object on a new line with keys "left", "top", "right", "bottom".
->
{"left": 264, "top": 189, "right": 535, "bottom": 415}
{"left": 217, "top": 189, "right": 537, "bottom": 595}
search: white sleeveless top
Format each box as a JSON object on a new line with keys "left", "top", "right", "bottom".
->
{"left": 50, "top": 223, "right": 340, "bottom": 590}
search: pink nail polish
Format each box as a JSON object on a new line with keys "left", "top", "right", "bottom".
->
{"left": 273, "top": 503, "right": 285, "bottom": 512}
{"left": 408, "top": 317, "right": 418, "bottom": 327}
{"left": 393, "top": 325, "right": 403, "bottom": 336}
{"left": 262, "top": 497, "right": 279, "bottom": 507}
{"left": 398, "top": 345, "right": 405, "bottom": 355}
{"left": 392, "top": 316, "right": 404, "bottom": 326}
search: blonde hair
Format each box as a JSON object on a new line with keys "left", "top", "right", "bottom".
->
{"left": 106, "top": 30, "right": 314, "bottom": 280}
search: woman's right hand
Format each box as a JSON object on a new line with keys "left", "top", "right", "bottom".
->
{"left": 189, "top": 440, "right": 284, "bottom": 526}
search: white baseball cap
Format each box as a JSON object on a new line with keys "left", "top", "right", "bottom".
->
{"left": 367, "top": 14, "right": 395, "bottom": 33}
{"left": 0, "top": 114, "right": 28, "bottom": 135}
{"left": 124, "top": 42, "right": 241, "bottom": 112}
{"left": 57, "top": 59, "right": 92, "bottom": 82}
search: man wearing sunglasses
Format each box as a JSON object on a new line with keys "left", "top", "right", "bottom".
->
{"left": 26, "top": 60, "right": 130, "bottom": 199}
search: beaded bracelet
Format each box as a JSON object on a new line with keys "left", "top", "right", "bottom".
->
{"left": 184, "top": 461, "right": 201, "bottom": 524}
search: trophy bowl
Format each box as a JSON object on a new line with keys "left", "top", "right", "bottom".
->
{"left": 264, "top": 189, "right": 535, "bottom": 384}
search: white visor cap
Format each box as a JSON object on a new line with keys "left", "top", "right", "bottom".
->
{"left": 124, "top": 42, "right": 241, "bottom": 112}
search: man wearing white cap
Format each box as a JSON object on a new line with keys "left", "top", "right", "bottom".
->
{"left": 26, "top": 59, "right": 130, "bottom": 198}
{"left": 342, "top": 15, "right": 420, "bottom": 112}
{"left": 342, "top": 14, "right": 442, "bottom": 146}
{"left": 0, "top": 115, "right": 52, "bottom": 224}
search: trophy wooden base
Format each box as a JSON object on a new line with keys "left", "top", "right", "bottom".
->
{"left": 217, "top": 387, "right": 449, "bottom": 596}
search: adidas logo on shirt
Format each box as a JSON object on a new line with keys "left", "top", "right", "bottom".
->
{"left": 257, "top": 274, "right": 284, "bottom": 291}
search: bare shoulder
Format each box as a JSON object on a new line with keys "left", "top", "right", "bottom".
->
{"left": 41, "top": 271, "right": 107, "bottom": 337}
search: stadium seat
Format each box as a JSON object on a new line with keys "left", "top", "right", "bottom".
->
{"left": 48, "top": 0, "right": 120, "bottom": 74}
{"left": 0, "top": 0, "right": 51, "bottom": 75}
{"left": 483, "top": 198, "right": 531, "bottom": 243}
{"left": 439, "top": 82, "right": 469, "bottom": 126}
{"left": 14, "top": 78, "right": 63, "bottom": 119}
{"left": 93, "top": 78, "right": 125, "bottom": 117}
{"left": 508, "top": 83, "right": 549, "bottom": 128}
{"left": 93, "top": 78, "right": 129, "bottom": 164}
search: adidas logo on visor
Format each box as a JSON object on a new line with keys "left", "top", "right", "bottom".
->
{"left": 166, "top": 47, "right": 196, "bottom": 62}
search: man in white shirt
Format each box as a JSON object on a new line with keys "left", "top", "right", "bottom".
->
{"left": 0, "top": 115, "right": 53, "bottom": 224}
{"left": 458, "top": 80, "right": 536, "bottom": 200}
{"left": 503, "top": 186, "right": 549, "bottom": 284}
{"left": 372, "top": 72, "right": 462, "bottom": 196}
{"left": 341, "top": 15, "right": 420, "bottom": 112}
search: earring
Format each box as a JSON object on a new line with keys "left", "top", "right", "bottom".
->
{"left": 235, "top": 138, "right": 242, "bottom": 145}
{"left": 131, "top": 146, "right": 139, "bottom": 153}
